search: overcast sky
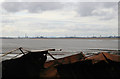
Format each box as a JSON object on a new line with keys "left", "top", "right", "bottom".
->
{"left": 0, "top": 2, "right": 118, "bottom": 37}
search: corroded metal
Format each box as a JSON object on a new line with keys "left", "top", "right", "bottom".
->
{"left": 1, "top": 48, "right": 120, "bottom": 79}
{"left": 40, "top": 52, "right": 85, "bottom": 78}
{"left": 44, "top": 52, "right": 85, "bottom": 68}
{"left": 41, "top": 52, "right": 120, "bottom": 79}
{"left": 86, "top": 52, "right": 120, "bottom": 63}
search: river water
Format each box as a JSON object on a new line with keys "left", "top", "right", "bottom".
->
{"left": 1, "top": 39, "right": 118, "bottom": 53}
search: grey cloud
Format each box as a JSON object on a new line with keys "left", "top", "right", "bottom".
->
{"left": 2, "top": 2, "right": 117, "bottom": 18}
{"left": 101, "top": 2, "right": 117, "bottom": 8}
{"left": 1, "top": 20, "right": 14, "bottom": 23}
{"left": 76, "top": 2, "right": 117, "bottom": 18}
{"left": 118, "top": 2, "right": 120, "bottom": 17}
{"left": 99, "top": 16, "right": 115, "bottom": 20}
{"left": 76, "top": 2, "right": 96, "bottom": 16}
{"left": 1, "top": 2, "right": 64, "bottom": 13}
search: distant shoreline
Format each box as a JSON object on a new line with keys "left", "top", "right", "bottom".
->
{"left": 0, "top": 38, "right": 119, "bottom": 40}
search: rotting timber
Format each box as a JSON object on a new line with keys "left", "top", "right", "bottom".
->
{"left": 1, "top": 48, "right": 120, "bottom": 79}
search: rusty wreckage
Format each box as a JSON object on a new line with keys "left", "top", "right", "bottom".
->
{"left": 1, "top": 47, "right": 120, "bottom": 79}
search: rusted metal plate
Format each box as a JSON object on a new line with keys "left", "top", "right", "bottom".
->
{"left": 40, "top": 52, "right": 85, "bottom": 78}
{"left": 54, "top": 52, "right": 120, "bottom": 79}
{"left": 102, "top": 52, "right": 120, "bottom": 62}
{"left": 44, "top": 52, "right": 85, "bottom": 68}
{"left": 86, "top": 52, "right": 120, "bottom": 63}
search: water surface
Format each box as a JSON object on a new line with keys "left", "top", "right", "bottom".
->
{"left": 1, "top": 39, "right": 118, "bottom": 53}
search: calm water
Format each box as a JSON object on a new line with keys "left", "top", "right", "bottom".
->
{"left": 1, "top": 39, "right": 118, "bottom": 53}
